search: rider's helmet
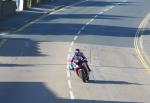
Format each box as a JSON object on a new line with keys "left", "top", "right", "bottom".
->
{"left": 75, "top": 49, "right": 80, "bottom": 56}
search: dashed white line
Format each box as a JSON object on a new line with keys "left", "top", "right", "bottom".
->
{"left": 99, "top": 11, "right": 104, "bottom": 14}
{"left": 74, "top": 36, "right": 78, "bottom": 40}
{"left": 66, "top": 70, "right": 71, "bottom": 78}
{"left": 68, "top": 80, "right": 72, "bottom": 89}
{"left": 71, "top": 41, "right": 74, "bottom": 46}
{"left": 94, "top": 15, "right": 98, "bottom": 18}
{"left": 86, "top": 22, "right": 90, "bottom": 26}
{"left": 68, "top": 47, "right": 72, "bottom": 52}
{"left": 70, "top": 91, "right": 75, "bottom": 99}
{"left": 81, "top": 26, "right": 86, "bottom": 30}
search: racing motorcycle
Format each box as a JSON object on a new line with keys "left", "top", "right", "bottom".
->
{"left": 73, "top": 58, "right": 90, "bottom": 82}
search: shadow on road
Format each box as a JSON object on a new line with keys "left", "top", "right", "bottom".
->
{"left": 0, "top": 39, "right": 45, "bottom": 56}
{"left": 88, "top": 80, "right": 142, "bottom": 85}
{"left": 0, "top": 82, "right": 142, "bottom": 103}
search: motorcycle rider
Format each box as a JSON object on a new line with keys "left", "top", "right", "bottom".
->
{"left": 70, "top": 49, "right": 91, "bottom": 72}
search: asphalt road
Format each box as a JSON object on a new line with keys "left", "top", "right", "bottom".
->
{"left": 1, "top": 0, "right": 150, "bottom": 103}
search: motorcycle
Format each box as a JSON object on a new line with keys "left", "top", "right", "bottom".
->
{"left": 73, "top": 58, "right": 90, "bottom": 82}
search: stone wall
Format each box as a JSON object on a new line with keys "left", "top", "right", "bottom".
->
{"left": 0, "top": 1, "right": 16, "bottom": 19}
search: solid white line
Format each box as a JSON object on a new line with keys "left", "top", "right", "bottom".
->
{"left": 17, "top": 0, "right": 89, "bottom": 32}
{"left": 94, "top": 15, "right": 98, "bottom": 18}
{"left": 67, "top": 54, "right": 70, "bottom": 59}
{"left": 90, "top": 18, "right": 94, "bottom": 22}
{"left": 103, "top": 8, "right": 110, "bottom": 12}
{"left": 110, "top": 6, "right": 115, "bottom": 9}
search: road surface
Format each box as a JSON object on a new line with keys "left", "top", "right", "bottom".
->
{"left": 1, "top": 0, "right": 150, "bottom": 102}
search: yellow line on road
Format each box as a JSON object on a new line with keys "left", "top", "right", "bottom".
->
{"left": 134, "top": 13, "right": 150, "bottom": 73}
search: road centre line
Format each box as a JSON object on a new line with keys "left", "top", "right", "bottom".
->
{"left": 66, "top": 2, "right": 117, "bottom": 99}
{"left": 81, "top": 26, "right": 86, "bottom": 30}
{"left": 70, "top": 91, "right": 75, "bottom": 99}
{"left": 109, "top": 6, "right": 115, "bottom": 9}
{"left": 103, "top": 8, "right": 110, "bottom": 12}
{"left": 99, "top": 11, "right": 104, "bottom": 14}
{"left": 86, "top": 22, "right": 90, "bottom": 25}
{"left": 94, "top": 15, "right": 98, "bottom": 18}
{"left": 74, "top": 36, "right": 78, "bottom": 41}
{"left": 68, "top": 80, "right": 72, "bottom": 89}
{"left": 71, "top": 41, "right": 74, "bottom": 46}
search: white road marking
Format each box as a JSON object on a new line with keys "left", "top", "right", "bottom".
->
{"left": 86, "top": 22, "right": 90, "bottom": 25}
{"left": 74, "top": 36, "right": 78, "bottom": 40}
{"left": 68, "top": 80, "right": 72, "bottom": 89}
{"left": 110, "top": 6, "right": 115, "bottom": 9}
{"left": 70, "top": 91, "right": 75, "bottom": 99}
{"left": 90, "top": 18, "right": 94, "bottom": 22}
{"left": 103, "top": 8, "right": 110, "bottom": 12}
{"left": 81, "top": 26, "right": 86, "bottom": 30}
{"left": 94, "top": 15, "right": 98, "bottom": 18}
{"left": 68, "top": 47, "right": 72, "bottom": 53}
{"left": 71, "top": 41, "right": 74, "bottom": 46}
{"left": 66, "top": 2, "right": 117, "bottom": 100}
{"left": 99, "top": 11, "right": 104, "bottom": 14}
